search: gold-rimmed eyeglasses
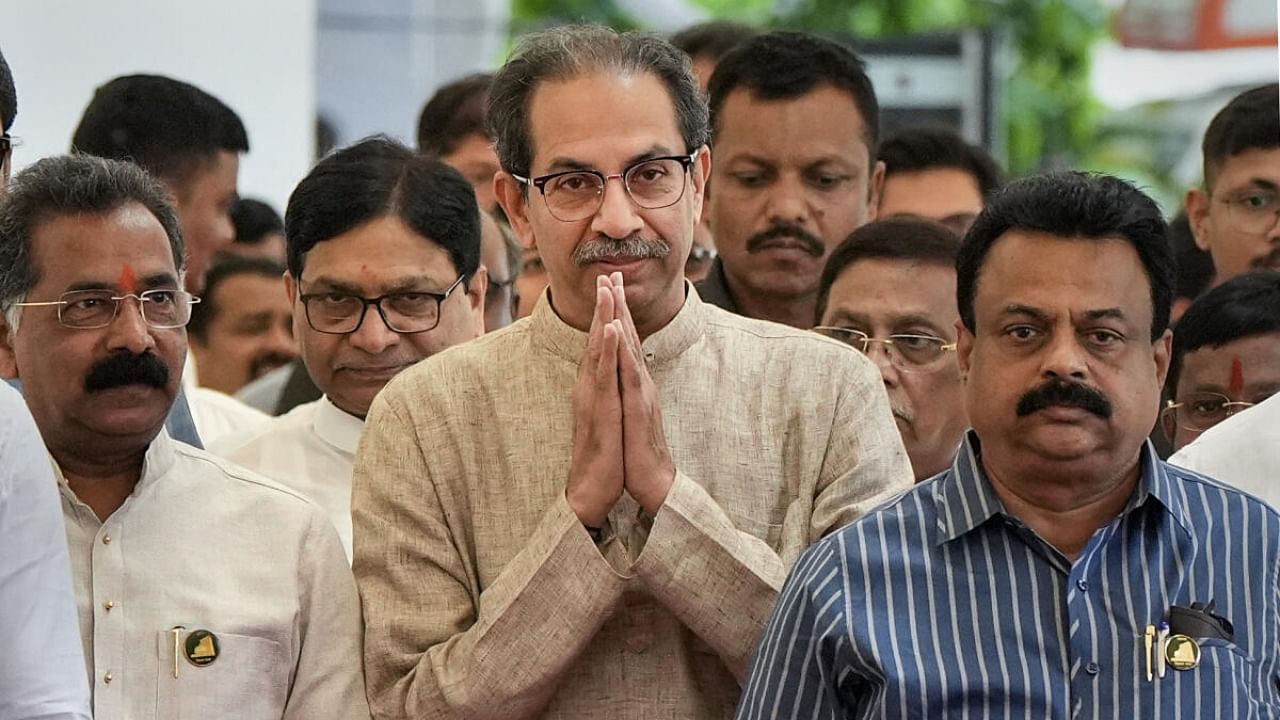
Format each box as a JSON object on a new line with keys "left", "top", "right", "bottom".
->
{"left": 512, "top": 149, "right": 700, "bottom": 222}
{"left": 14, "top": 289, "right": 200, "bottom": 329}
{"left": 814, "top": 326, "right": 957, "bottom": 372}
{"left": 1161, "top": 392, "right": 1256, "bottom": 435}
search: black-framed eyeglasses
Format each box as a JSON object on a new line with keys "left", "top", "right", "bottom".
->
{"left": 299, "top": 275, "right": 466, "bottom": 335}
{"left": 512, "top": 149, "right": 700, "bottom": 222}
{"left": 1215, "top": 189, "right": 1280, "bottom": 235}
{"left": 1161, "top": 392, "right": 1256, "bottom": 435}
{"left": 813, "top": 326, "right": 957, "bottom": 372}
{"left": 14, "top": 289, "right": 200, "bottom": 329}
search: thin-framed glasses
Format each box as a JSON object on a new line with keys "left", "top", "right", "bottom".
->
{"left": 299, "top": 275, "right": 466, "bottom": 335}
{"left": 1216, "top": 189, "right": 1280, "bottom": 235}
{"left": 813, "top": 326, "right": 957, "bottom": 372}
{"left": 14, "top": 289, "right": 200, "bottom": 329}
{"left": 1161, "top": 392, "right": 1256, "bottom": 435}
{"left": 512, "top": 149, "right": 700, "bottom": 222}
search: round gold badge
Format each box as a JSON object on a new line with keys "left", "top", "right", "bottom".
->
{"left": 1164, "top": 633, "right": 1200, "bottom": 671}
{"left": 184, "top": 629, "right": 220, "bottom": 667}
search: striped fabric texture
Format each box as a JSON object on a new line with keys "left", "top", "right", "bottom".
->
{"left": 738, "top": 432, "right": 1280, "bottom": 719}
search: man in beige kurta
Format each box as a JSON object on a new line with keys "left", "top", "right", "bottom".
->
{"left": 352, "top": 25, "right": 913, "bottom": 720}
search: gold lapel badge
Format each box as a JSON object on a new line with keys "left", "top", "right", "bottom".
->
{"left": 183, "top": 629, "right": 220, "bottom": 668}
{"left": 1164, "top": 633, "right": 1201, "bottom": 671}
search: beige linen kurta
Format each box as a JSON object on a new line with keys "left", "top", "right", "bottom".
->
{"left": 353, "top": 288, "right": 913, "bottom": 719}
{"left": 58, "top": 431, "right": 370, "bottom": 720}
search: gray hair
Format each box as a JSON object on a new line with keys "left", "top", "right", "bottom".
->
{"left": 0, "top": 154, "right": 184, "bottom": 329}
{"left": 487, "top": 24, "right": 710, "bottom": 179}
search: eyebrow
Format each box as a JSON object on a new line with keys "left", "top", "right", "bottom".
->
{"left": 826, "top": 308, "right": 951, "bottom": 335}
{"left": 1000, "top": 304, "right": 1050, "bottom": 322}
{"left": 66, "top": 273, "right": 178, "bottom": 293}
{"left": 302, "top": 275, "right": 454, "bottom": 295}
{"left": 542, "top": 145, "right": 678, "bottom": 174}
{"left": 1082, "top": 308, "right": 1126, "bottom": 322}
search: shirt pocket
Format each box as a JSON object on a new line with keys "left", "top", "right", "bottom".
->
{"left": 154, "top": 629, "right": 289, "bottom": 719}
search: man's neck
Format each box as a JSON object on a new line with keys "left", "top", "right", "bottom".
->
{"left": 723, "top": 271, "right": 816, "bottom": 329}
{"left": 984, "top": 455, "right": 1142, "bottom": 563}
{"left": 53, "top": 445, "right": 148, "bottom": 522}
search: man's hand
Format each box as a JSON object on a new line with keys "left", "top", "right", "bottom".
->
{"left": 610, "top": 275, "right": 676, "bottom": 516}
{"left": 565, "top": 279, "right": 625, "bottom": 528}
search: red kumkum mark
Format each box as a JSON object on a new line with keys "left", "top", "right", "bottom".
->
{"left": 118, "top": 264, "right": 138, "bottom": 294}
{"left": 1229, "top": 357, "right": 1244, "bottom": 397}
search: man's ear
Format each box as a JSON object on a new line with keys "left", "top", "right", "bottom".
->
{"left": 284, "top": 271, "right": 297, "bottom": 304}
{"left": 0, "top": 314, "right": 20, "bottom": 380}
{"left": 1186, "top": 187, "right": 1213, "bottom": 253}
{"left": 691, "top": 145, "right": 712, "bottom": 225}
{"left": 1152, "top": 327, "right": 1173, "bottom": 391}
{"left": 866, "top": 159, "right": 886, "bottom": 222}
{"left": 955, "top": 319, "right": 974, "bottom": 381}
{"left": 495, "top": 172, "right": 537, "bottom": 251}
{"left": 467, "top": 266, "right": 488, "bottom": 337}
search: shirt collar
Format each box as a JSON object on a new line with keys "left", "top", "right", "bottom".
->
{"left": 934, "top": 431, "right": 1194, "bottom": 546}
{"left": 528, "top": 281, "right": 708, "bottom": 366}
{"left": 54, "top": 429, "right": 179, "bottom": 520}
{"left": 314, "top": 396, "right": 364, "bottom": 455}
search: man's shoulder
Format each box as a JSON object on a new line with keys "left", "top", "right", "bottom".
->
{"left": 806, "top": 478, "right": 935, "bottom": 562}
{"left": 169, "top": 441, "right": 330, "bottom": 521}
{"left": 1162, "top": 460, "right": 1280, "bottom": 529}
{"left": 700, "top": 306, "right": 878, "bottom": 377}
{"left": 207, "top": 399, "right": 318, "bottom": 458}
{"left": 385, "top": 322, "right": 536, "bottom": 396}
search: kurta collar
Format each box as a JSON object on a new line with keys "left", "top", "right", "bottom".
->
{"left": 528, "top": 282, "right": 708, "bottom": 367}
{"left": 313, "top": 396, "right": 364, "bottom": 455}
{"left": 54, "top": 429, "right": 179, "bottom": 521}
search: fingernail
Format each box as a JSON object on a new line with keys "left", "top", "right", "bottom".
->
{"left": 612, "top": 271, "right": 623, "bottom": 285}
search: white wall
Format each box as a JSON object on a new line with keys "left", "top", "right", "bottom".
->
{"left": 2, "top": 0, "right": 316, "bottom": 213}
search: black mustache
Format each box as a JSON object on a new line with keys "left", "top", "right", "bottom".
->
{"left": 84, "top": 352, "right": 170, "bottom": 392}
{"left": 249, "top": 353, "right": 295, "bottom": 380}
{"left": 745, "top": 224, "right": 824, "bottom": 257}
{"left": 1016, "top": 379, "right": 1113, "bottom": 419}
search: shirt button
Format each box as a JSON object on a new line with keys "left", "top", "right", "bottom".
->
{"left": 103, "top": 600, "right": 115, "bottom": 611}
{"left": 1085, "top": 662, "right": 1100, "bottom": 675}
{"left": 102, "top": 534, "right": 112, "bottom": 545}
{"left": 103, "top": 672, "right": 114, "bottom": 684}
{"left": 1076, "top": 579, "right": 1088, "bottom": 591}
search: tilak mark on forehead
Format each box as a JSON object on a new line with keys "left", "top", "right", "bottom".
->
{"left": 119, "top": 264, "right": 138, "bottom": 294}
{"left": 1229, "top": 356, "right": 1244, "bottom": 397}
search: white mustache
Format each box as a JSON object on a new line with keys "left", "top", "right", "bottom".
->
{"left": 572, "top": 236, "right": 670, "bottom": 266}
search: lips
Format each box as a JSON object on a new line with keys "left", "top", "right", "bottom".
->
{"left": 338, "top": 364, "right": 411, "bottom": 381}
{"left": 755, "top": 237, "right": 817, "bottom": 254}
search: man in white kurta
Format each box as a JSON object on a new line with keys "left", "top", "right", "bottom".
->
{"left": 0, "top": 154, "right": 369, "bottom": 720}
{"left": 211, "top": 139, "right": 488, "bottom": 560}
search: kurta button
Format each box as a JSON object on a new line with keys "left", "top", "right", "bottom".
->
{"left": 102, "top": 534, "right": 112, "bottom": 545}
{"left": 1076, "top": 579, "right": 1088, "bottom": 591}
{"left": 1085, "top": 662, "right": 1100, "bottom": 675}
{"left": 103, "top": 600, "right": 115, "bottom": 611}
{"left": 103, "top": 672, "right": 114, "bottom": 684}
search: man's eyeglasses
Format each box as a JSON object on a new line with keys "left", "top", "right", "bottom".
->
{"left": 513, "top": 149, "right": 700, "bottom": 222}
{"left": 813, "top": 326, "right": 957, "bottom": 372}
{"left": 1216, "top": 189, "right": 1280, "bottom": 235}
{"left": 14, "top": 289, "right": 200, "bottom": 329}
{"left": 299, "top": 276, "right": 466, "bottom": 335}
{"left": 1, "top": 133, "right": 11, "bottom": 164}
{"left": 1161, "top": 392, "right": 1256, "bottom": 435}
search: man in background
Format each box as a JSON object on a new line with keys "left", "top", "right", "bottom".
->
{"left": 670, "top": 21, "right": 758, "bottom": 92}
{"left": 1161, "top": 270, "right": 1280, "bottom": 453}
{"left": 418, "top": 73, "right": 500, "bottom": 213}
{"left": 1186, "top": 83, "right": 1280, "bottom": 283}
{"left": 877, "top": 126, "right": 1003, "bottom": 235}
{"left": 1, "top": 45, "right": 15, "bottom": 190}
{"left": 815, "top": 218, "right": 966, "bottom": 481}
{"left": 213, "top": 137, "right": 486, "bottom": 560}
{"left": 187, "top": 256, "right": 296, "bottom": 396}
{"left": 223, "top": 197, "right": 287, "bottom": 264}
{"left": 700, "top": 32, "right": 883, "bottom": 328}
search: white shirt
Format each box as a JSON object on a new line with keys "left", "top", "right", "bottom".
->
{"left": 1170, "top": 393, "right": 1280, "bottom": 507}
{"left": 57, "top": 431, "right": 370, "bottom": 720}
{"left": 187, "top": 386, "right": 270, "bottom": 446}
{"left": 0, "top": 384, "right": 93, "bottom": 720}
{"left": 211, "top": 397, "right": 361, "bottom": 560}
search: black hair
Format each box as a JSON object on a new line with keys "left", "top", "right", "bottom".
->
{"left": 1168, "top": 211, "right": 1214, "bottom": 302}
{"left": 0, "top": 154, "right": 184, "bottom": 314}
{"left": 488, "top": 25, "right": 708, "bottom": 179}
{"left": 878, "top": 127, "right": 1004, "bottom": 198}
{"left": 707, "top": 31, "right": 878, "bottom": 152}
{"left": 71, "top": 74, "right": 249, "bottom": 188}
{"left": 187, "top": 256, "right": 286, "bottom": 342}
{"left": 1202, "top": 83, "right": 1279, "bottom": 189}
{"left": 815, "top": 218, "right": 960, "bottom": 324}
{"left": 0, "top": 46, "right": 16, "bottom": 131}
{"left": 418, "top": 73, "right": 493, "bottom": 157}
{"left": 285, "top": 135, "right": 480, "bottom": 281}
{"left": 231, "top": 198, "right": 284, "bottom": 247}
{"left": 957, "top": 171, "right": 1174, "bottom": 341}
{"left": 670, "top": 22, "right": 759, "bottom": 64}
{"left": 1168, "top": 270, "right": 1280, "bottom": 393}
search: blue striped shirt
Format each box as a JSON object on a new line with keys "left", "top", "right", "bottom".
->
{"left": 737, "top": 432, "right": 1280, "bottom": 719}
